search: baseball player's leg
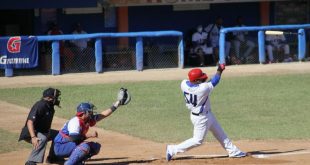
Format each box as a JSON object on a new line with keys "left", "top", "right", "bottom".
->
{"left": 167, "top": 115, "right": 208, "bottom": 156}
{"left": 266, "top": 45, "right": 274, "bottom": 62}
{"left": 54, "top": 141, "right": 77, "bottom": 158}
{"left": 232, "top": 40, "right": 241, "bottom": 59}
{"left": 46, "top": 129, "right": 64, "bottom": 163}
{"left": 65, "top": 142, "right": 101, "bottom": 165}
{"left": 88, "top": 142, "right": 101, "bottom": 156}
{"left": 208, "top": 111, "right": 245, "bottom": 157}
{"left": 282, "top": 46, "right": 292, "bottom": 61}
{"left": 195, "top": 48, "right": 205, "bottom": 66}
{"left": 243, "top": 40, "right": 255, "bottom": 57}
{"left": 283, "top": 44, "right": 290, "bottom": 55}
{"left": 225, "top": 41, "right": 231, "bottom": 59}
{"left": 212, "top": 42, "right": 219, "bottom": 63}
{"left": 27, "top": 132, "right": 48, "bottom": 163}
{"left": 282, "top": 44, "right": 292, "bottom": 62}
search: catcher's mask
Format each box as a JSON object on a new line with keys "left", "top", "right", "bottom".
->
{"left": 76, "top": 102, "right": 97, "bottom": 118}
{"left": 43, "top": 88, "right": 61, "bottom": 107}
{"left": 188, "top": 68, "right": 208, "bottom": 83}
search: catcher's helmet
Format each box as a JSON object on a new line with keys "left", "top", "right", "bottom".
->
{"left": 188, "top": 68, "right": 208, "bottom": 82}
{"left": 76, "top": 102, "right": 95, "bottom": 116}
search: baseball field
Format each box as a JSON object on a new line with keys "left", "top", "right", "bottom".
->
{"left": 0, "top": 62, "right": 310, "bottom": 164}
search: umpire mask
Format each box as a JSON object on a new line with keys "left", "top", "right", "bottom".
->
{"left": 43, "top": 88, "right": 61, "bottom": 107}
{"left": 53, "top": 89, "right": 61, "bottom": 107}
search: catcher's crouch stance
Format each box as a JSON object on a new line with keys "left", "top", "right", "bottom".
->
{"left": 53, "top": 88, "right": 130, "bottom": 165}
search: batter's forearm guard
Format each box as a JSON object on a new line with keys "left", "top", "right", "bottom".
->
{"left": 211, "top": 74, "right": 221, "bottom": 86}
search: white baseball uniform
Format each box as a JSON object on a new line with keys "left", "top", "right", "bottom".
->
{"left": 265, "top": 34, "right": 290, "bottom": 62}
{"left": 72, "top": 30, "right": 89, "bottom": 51}
{"left": 192, "top": 32, "right": 213, "bottom": 54}
{"left": 205, "top": 24, "right": 231, "bottom": 58}
{"left": 232, "top": 25, "right": 255, "bottom": 59}
{"left": 166, "top": 77, "right": 244, "bottom": 157}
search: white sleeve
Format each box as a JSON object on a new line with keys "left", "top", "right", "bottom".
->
{"left": 204, "top": 24, "right": 212, "bottom": 32}
{"left": 200, "top": 82, "right": 214, "bottom": 95}
{"left": 281, "top": 35, "right": 286, "bottom": 41}
{"left": 67, "top": 118, "right": 81, "bottom": 135}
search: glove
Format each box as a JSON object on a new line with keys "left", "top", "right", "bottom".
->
{"left": 117, "top": 88, "right": 131, "bottom": 105}
{"left": 217, "top": 64, "right": 225, "bottom": 72}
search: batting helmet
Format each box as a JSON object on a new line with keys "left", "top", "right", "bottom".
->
{"left": 76, "top": 102, "right": 95, "bottom": 116}
{"left": 188, "top": 68, "right": 208, "bottom": 82}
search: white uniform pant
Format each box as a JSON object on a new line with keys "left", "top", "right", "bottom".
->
{"left": 225, "top": 42, "right": 231, "bottom": 58}
{"left": 169, "top": 111, "right": 241, "bottom": 156}
{"left": 233, "top": 40, "right": 255, "bottom": 59}
{"left": 212, "top": 41, "right": 231, "bottom": 59}
{"left": 266, "top": 44, "right": 290, "bottom": 62}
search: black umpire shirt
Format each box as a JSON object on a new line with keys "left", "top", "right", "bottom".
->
{"left": 19, "top": 99, "right": 55, "bottom": 141}
{"left": 26, "top": 99, "right": 55, "bottom": 134}
{"left": 27, "top": 99, "right": 55, "bottom": 133}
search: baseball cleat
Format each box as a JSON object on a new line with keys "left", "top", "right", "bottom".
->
{"left": 166, "top": 145, "right": 173, "bottom": 161}
{"left": 229, "top": 151, "right": 247, "bottom": 158}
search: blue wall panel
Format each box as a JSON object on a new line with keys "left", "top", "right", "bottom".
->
{"left": 34, "top": 13, "right": 117, "bottom": 35}
{"left": 128, "top": 3, "right": 260, "bottom": 33}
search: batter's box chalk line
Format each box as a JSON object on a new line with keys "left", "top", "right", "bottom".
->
{"left": 174, "top": 154, "right": 228, "bottom": 159}
{"left": 251, "top": 150, "right": 310, "bottom": 159}
{"left": 174, "top": 150, "right": 310, "bottom": 159}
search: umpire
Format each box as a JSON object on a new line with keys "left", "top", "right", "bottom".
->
{"left": 19, "top": 88, "right": 61, "bottom": 165}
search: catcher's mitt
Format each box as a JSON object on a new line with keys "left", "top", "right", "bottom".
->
{"left": 117, "top": 88, "right": 131, "bottom": 105}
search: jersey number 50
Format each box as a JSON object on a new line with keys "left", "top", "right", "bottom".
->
{"left": 184, "top": 92, "right": 197, "bottom": 107}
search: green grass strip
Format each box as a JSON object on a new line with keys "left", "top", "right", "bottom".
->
{"left": 0, "top": 73, "right": 309, "bottom": 142}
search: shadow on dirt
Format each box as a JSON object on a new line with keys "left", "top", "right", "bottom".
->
{"left": 248, "top": 148, "right": 306, "bottom": 156}
{"left": 86, "top": 157, "right": 157, "bottom": 165}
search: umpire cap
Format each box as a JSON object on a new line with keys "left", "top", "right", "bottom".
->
{"left": 43, "top": 88, "right": 61, "bottom": 98}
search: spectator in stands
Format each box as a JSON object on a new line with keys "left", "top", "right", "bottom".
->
{"left": 265, "top": 33, "right": 292, "bottom": 63}
{"left": 205, "top": 17, "right": 231, "bottom": 63}
{"left": 47, "top": 22, "right": 71, "bottom": 69}
{"left": 47, "top": 22, "right": 64, "bottom": 36}
{"left": 71, "top": 23, "right": 93, "bottom": 71}
{"left": 71, "top": 23, "right": 89, "bottom": 51}
{"left": 232, "top": 16, "right": 256, "bottom": 63}
{"left": 191, "top": 25, "right": 213, "bottom": 66}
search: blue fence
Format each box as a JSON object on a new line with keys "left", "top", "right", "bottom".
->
{"left": 4, "top": 31, "right": 184, "bottom": 77}
{"left": 219, "top": 24, "right": 310, "bottom": 64}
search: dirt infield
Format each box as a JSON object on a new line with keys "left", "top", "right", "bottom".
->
{"left": 1, "top": 62, "right": 310, "bottom": 165}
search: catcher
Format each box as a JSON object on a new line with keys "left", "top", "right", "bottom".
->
{"left": 53, "top": 88, "right": 131, "bottom": 165}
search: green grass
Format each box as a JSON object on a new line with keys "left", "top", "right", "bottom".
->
{"left": 0, "top": 73, "right": 310, "bottom": 143}
{"left": 0, "top": 128, "right": 30, "bottom": 153}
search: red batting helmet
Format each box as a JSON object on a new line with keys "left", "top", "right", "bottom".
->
{"left": 188, "top": 68, "right": 208, "bottom": 82}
